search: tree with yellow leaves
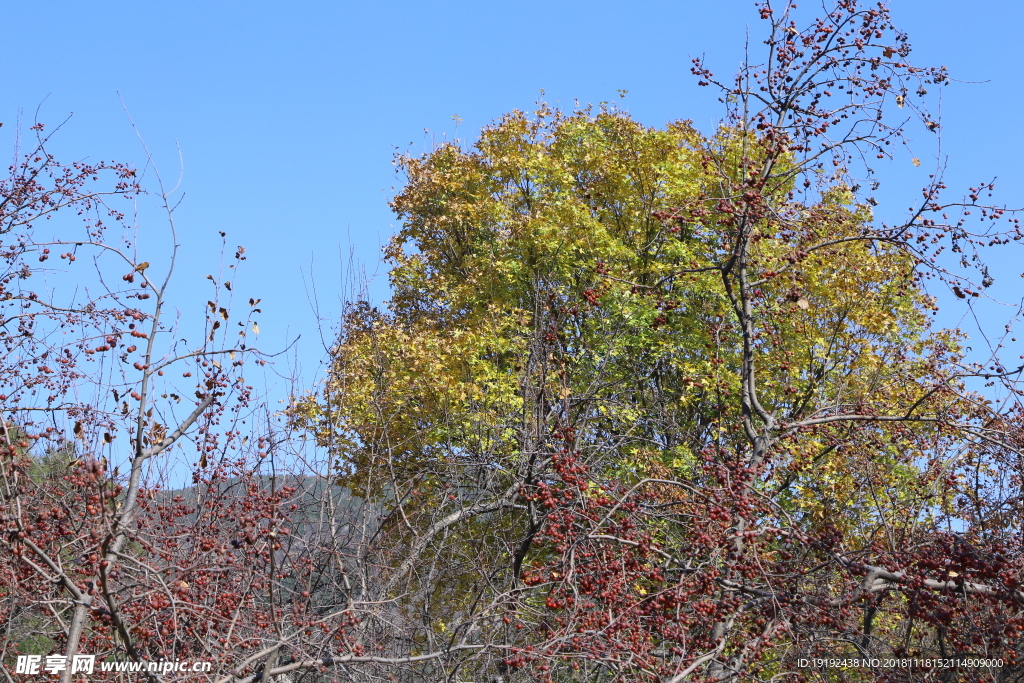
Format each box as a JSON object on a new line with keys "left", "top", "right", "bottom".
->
{"left": 292, "top": 2, "right": 1024, "bottom": 681}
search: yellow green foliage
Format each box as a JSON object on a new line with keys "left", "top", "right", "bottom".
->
{"left": 296, "top": 105, "right": 967, "bottom": 511}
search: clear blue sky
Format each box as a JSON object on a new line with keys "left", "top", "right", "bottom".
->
{"left": 5, "top": 1, "right": 1023, "bottom": 398}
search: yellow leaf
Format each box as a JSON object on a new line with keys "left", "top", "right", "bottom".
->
{"left": 912, "top": 158, "right": 921, "bottom": 167}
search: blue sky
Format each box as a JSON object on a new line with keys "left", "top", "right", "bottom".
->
{"left": 5, "top": 0, "right": 1024, "bottom": 399}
